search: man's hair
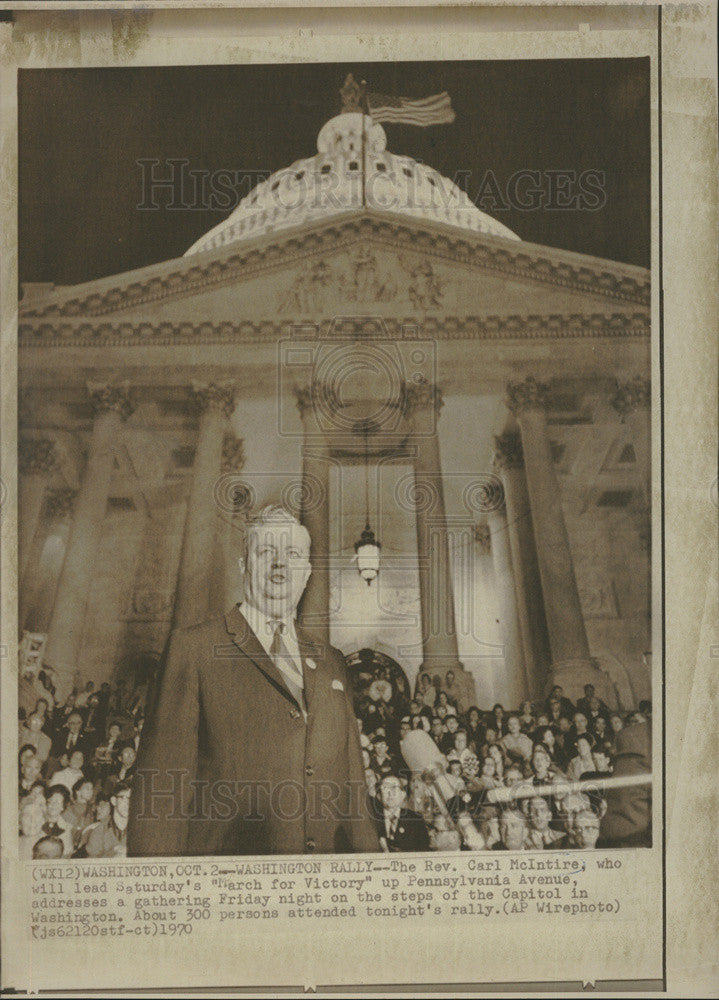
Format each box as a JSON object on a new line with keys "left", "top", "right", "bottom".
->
{"left": 72, "top": 776, "right": 93, "bottom": 797}
{"left": 32, "top": 836, "right": 64, "bottom": 859}
{"left": 112, "top": 781, "right": 133, "bottom": 799}
{"left": 245, "top": 504, "right": 309, "bottom": 552}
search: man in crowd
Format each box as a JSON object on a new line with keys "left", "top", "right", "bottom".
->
{"left": 493, "top": 808, "right": 527, "bottom": 851}
{"left": 128, "top": 504, "right": 380, "bottom": 856}
{"left": 51, "top": 711, "right": 89, "bottom": 762}
{"left": 87, "top": 782, "right": 131, "bottom": 858}
{"left": 374, "top": 774, "right": 429, "bottom": 852}
{"left": 18, "top": 712, "right": 51, "bottom": 764}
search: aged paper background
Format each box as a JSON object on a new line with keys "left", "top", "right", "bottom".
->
{"left": 0, "top": 2, "right": 717, "bottom": 995}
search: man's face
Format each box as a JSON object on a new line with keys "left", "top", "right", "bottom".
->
{"left": 121, "top": 746, "right": 136, "bottom": 767}
{"left": 241, "top": 519, "right": 312, "bottom": 616}
{"left": 574, "top": 713, "right": 588, "bottom": 733}
{"left": 532, "top": 749, "right": 550, "bottom": 776}
{"left": 112, "top": 790, "right": 131, "bottom": 820}
{"left": 454, "top": 733, "right": 467, "bottom": 752}
{"left": 485, "top": 728, "right": 497, "bottom": 744}
{"left": 69, "top": 751, "right": 84, "bottom": 770}
{"left": 431, "top": 720, "right": 443, "bottom": 739}
{"left": 109, "top": 725, "right": 121, "bottom": 741}
{"left": 592, "top": 750, "right": 610, "bottom": 772}
{"left": 610, "top": 715, "right": 624, "bottom": 734}
{"left": 500, "top": 812, "right": 526, "bottom": 850}
{"left": 528, "top": 797, "right": 552, "bottom": 832}
{"left": 573, "top": 810, "right": 600, "bottom": 849}
{"left": 380, "top": 778, "right": 404, "bottom": 812}
{"left": 446, "top": 717, "right": 458, "bottom": 734}
{"left": 374, "top": 739, "right": 388, "bottom": 757}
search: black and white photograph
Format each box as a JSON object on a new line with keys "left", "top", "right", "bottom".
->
{"left": 15, "top": 57, "right": 654, "bottom": 862}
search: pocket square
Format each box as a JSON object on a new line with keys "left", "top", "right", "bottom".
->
{"left": 306, "top": 658, "right": 317, "bottom": 670}
{"left": 331, "top": 679, "right": 344, "bottom": 691}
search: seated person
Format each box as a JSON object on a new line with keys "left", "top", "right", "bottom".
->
{"left": 501, "top": 714, "right": 534, "bottom": 764}
{"left": 492, "top": 807, "right": 527, "bottom": 851}
{"left": 475, "top": 804, "right": 501, "bottom": 850}
{"left": 571, "top": 808, "right": 602, "bottom": 850}
{"left": 429, "top": 812, "right": 461, "bottom": 852}
{"left": 566, "top": 734, "right": 596, "bottom": 781}
{"left": 94, "top": 721, "right": 123, "bottom": 765}
{"left": 374, "top": 773, "right": 429, "bottom": 853}
{"left": 439, "top": 715, "right": 461, "bottom": 755}
{"left": 19, "top": 799, "right": 47, "bottom": 860}
{"left": 50, "top": 711, "right": 89, "bottom": 762}
{"left": 103, "top": 744, "right": 137, "bottom": 796}
{"left": 52, "top": 750, "right": 86, "bottom": 793}
{"left": 18, "top": 712, "right": 51, "bottom": 765}
{"left": 86, "top": 782, "right": 131, "bottom": 858}
{"left": 577, "top": 683, "right": 610, "bottom": 723}
{"left": 524, "top": 796, "right": 564, "bottom": 849}
{"left": 41, "top": 785, "right": 75, "bottom": 857}
{"left": 63, "top": 778, "right": 96, "bottom": 848}
{"left": 19, "top": 752, "right": 43, "bottom": 801}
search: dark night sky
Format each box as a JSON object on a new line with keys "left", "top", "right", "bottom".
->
{"left": 18, "top": 58, "right": 650, "bottom": 287}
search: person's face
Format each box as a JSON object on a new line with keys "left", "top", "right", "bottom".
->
{"left": 96, "top": 800, "right": 111, "bottom": 822}
{"left": 112, "top": 789, "right": 131, "bottom": 820}
{"left": 610, "top": 715, "right": 624, "bottom": 734}
{"left": 595, "top": 717, "right": 606, "bottom": 734}
{"left": 468, "top": 710, "right": 479, "bottom": 725}
{"left": 573, "top": 811, "right": 600, "bottom": 849}
{"left": 374, "top": 740, "right": 388, "bottom": 757}
{"left": 574, "top": 713, "right": 588, "bottom": 733}
{"left": 431, "top": 720, "right": 443, "bottom": 738}
{"left": 22, "top": 757, "right": 41, "bottom": 782}
{"left": 536, "top": 714, "right": 549, "bottom": 728}
{"left": 121, "top": 746, "right": 136, "bottom": 767}
{"left": 21, "top": 805, "right": 45, "bottom": 837}
{"left": 528, "top": 797, "right": 552, "bottom": 831}
{"left": 592, "top": 751, "right": 610, "bottom": 772}
{"left": 446, "top": 717, "right": 458, "bottom": 733}
{"left": 34, "top": 839, "right": 63, "bottom": 860}
{"left": 27, "top": 714, "right": 42, "bottom": 732}
{"left": 500, "top": 812, "right": 525, "bottom": 850}
{"left": 559, "top": 717, "right": 571, "bottom": 733}
{"left": 77, "top": 781, "right": 94, "bottom": 805}
{"left": 446, "top": 671, "right": 454, "bottom": 685}
{"left": 109, "top": 725, "right": 121, "bottom": 741}
{"left": 577, "top": 737, "right": 592, "bottom": 757}
{"left": 482, "top": 757, "right": 496, "bottom": 777}
{"left": 542, "top": 728, "right": 555, "bottom": 746}
{"left": 481, "top": 815, "right": 500, "bottom": 843}
{"left": 240, "top": 519, "right": 312, "bottom": 616}
{"left": 400, "top": 722, "right": 410, "bottom": 739}
{"left": 69, "top": 751, "right": 84, "bottom": 770}
{"left": 380, "top": 778, "right": 404, "bottom": 812}
{"left": 46, "top": 792, "right": 64, "bottom": 820}
{"left": 36, "top": 699, "right": 48, "bottom": 715}
{"left": 533, "top": 749, "right": 550, "bottom": 776}
{"left": 454, "top": 733, "right": 467, "bottom": 752}
{"left": 506, "top": 768, "right": 523, "bottom": 786}
{"left": 20, "top": 746, "right": 36, "bottom": 767}
{"left": 436, "top": 705, "right": 447, "bottom": 719}
{"left": 409, "top": 701, "right": 419, "bottom": 715}
{"left": 68, "top": 714, "right": 82, "bottom": 735}
{"left": 485, "top": 728, "right": 497, "bottom": 745}
{"left": 29, "top": 784, "right": 46, "bottom": 806}
{"left": 438, "top": 692, "right": 448, "bottom": 706}
{"left": 508, "top": 717, "right": 520, "bottom": 735}
{"left": 584, "top": 685, "right": 595, "bottom": 698}
{"left": 552, "top": 687, "right": 563, "bottom": 699}
{"left": 448, "top": 762, "right": 461, "bottom": 779}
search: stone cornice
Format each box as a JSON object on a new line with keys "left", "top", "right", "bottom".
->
{"left": 19, "top": 311, "right": 650, "bottom": 349}
{"left": 19, "top": 213, "right": 650, "bottom": 322}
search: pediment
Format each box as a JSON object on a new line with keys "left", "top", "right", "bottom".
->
{"left": 19, "top": 212, "right": 650, "bottom": 345}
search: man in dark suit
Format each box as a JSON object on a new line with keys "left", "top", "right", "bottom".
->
{"left": 50, "top": 711, "right": 91, "bottom": 761}
{"left": 373, "top": 773, "right": 429, "bottom": 852}
{"left": 127, "top": 504, "right": 380, "bottom": 857}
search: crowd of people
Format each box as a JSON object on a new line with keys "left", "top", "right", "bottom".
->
{"left": 18, "top": 669, "right": 144, "bottom": 859}
{"left": 18, "top": 661, "right": 651, "bottom": 858}
{"left": 358, "top": 669, "right": 652, "bottom": 852}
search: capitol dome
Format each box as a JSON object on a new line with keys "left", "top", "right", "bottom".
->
{"left": 184, "top": 112, "right": 519, "bottom": 257}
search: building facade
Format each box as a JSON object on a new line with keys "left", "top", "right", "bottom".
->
{"left": 18, "top": 102, "right": 651, "bottom": 711}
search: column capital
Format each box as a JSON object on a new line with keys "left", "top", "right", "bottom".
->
{"left": 402, "top": 378, "right": 443, "bottom": 420}
{"left": 505, "top": 376, "right": 550, "bottom": 416}
{"left": 19, "top": 438, "right": 57, "bottom": 476}
{"left": 191, "top": 381, "right": 236, "bottom": 418}
{"left": 493, "top": 430, "right": 524, "bottom": 470}
{"left": 88, "top": 381, "right": 136, "bottom": 420}
{"left": 221, "top": 433, "right": 245, "bottom": 473}
{"left": 44, "top": 487, "right": 76, "bottom": 520}
{"left": 611, "top": 375, "right": 650, "bottom": 419}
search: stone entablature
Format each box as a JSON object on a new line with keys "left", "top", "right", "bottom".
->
{"left": 19, "top": 213, "right": 650, "bottom": 326}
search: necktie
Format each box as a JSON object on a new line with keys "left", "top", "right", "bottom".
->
{"left": 270, "top": 621, "right": 305, "bottom": 713}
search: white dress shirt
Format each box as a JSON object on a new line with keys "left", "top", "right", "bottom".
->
{"left": 240, "top": 602, "right": 304, "bottom": 688}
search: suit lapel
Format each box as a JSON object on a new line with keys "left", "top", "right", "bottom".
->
{"left": 224, "top": 605, "right": 299, "bottom": 711}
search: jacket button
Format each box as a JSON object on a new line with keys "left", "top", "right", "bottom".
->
{"left": 290, "top": 708, "right": 301, "bottom": 719}
{"left": 305, "top": 765, "right": 314, "bottom": 777}
{"left": 305, "top": 838, "right": 316, "bottom": 851}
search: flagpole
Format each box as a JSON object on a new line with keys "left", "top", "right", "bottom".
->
{"left": 360, "top": 79, "right": 368, "bottom": 209}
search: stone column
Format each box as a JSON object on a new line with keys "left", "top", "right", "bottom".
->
{"left": 18, "top": 438, "right": 57, "bottom": 579}
{"left": 406, "top": 383, "right": 467, "bottom": 692}
{"left": 44, "top": 384, "right": 135, "bottom": 699}
{"left": 493, "top": 430, "right": 552, "bottom": 700}
{"left": 506, "top": 377, "right": 594, "bottom": 696}
{"left": 172, "top": 383, "right": 236, "bottom": 630}
{"left": 21, "top": 487, "right": 75, "bottom": 633}
{"left": 295, "top": 388, "right": 331, "bottom": 652}
{"left": 612, "top": 375, "right": 651, "bottom": 507}
{"left": 484, "top": 498, "right": 529, "bottom": 708}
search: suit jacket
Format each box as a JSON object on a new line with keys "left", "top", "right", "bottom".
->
{"left": 600, "top": 720, "right": 652, "bottom": 847}
{"left": 127, "top": 607, "right": 380, "bottom": 857}
{"left": 374, "top": 805, "right": 430, "bottom": 853}
{"left": 50, "top": 729, "right": 91, "bottom": 761}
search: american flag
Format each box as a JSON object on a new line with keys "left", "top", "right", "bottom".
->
{"left": 366, "top": 90, "right": 455, "bottom": 127}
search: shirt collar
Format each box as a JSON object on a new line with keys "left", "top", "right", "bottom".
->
{"left": 240, "top": 601, "right": 297, "bottom": 643}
